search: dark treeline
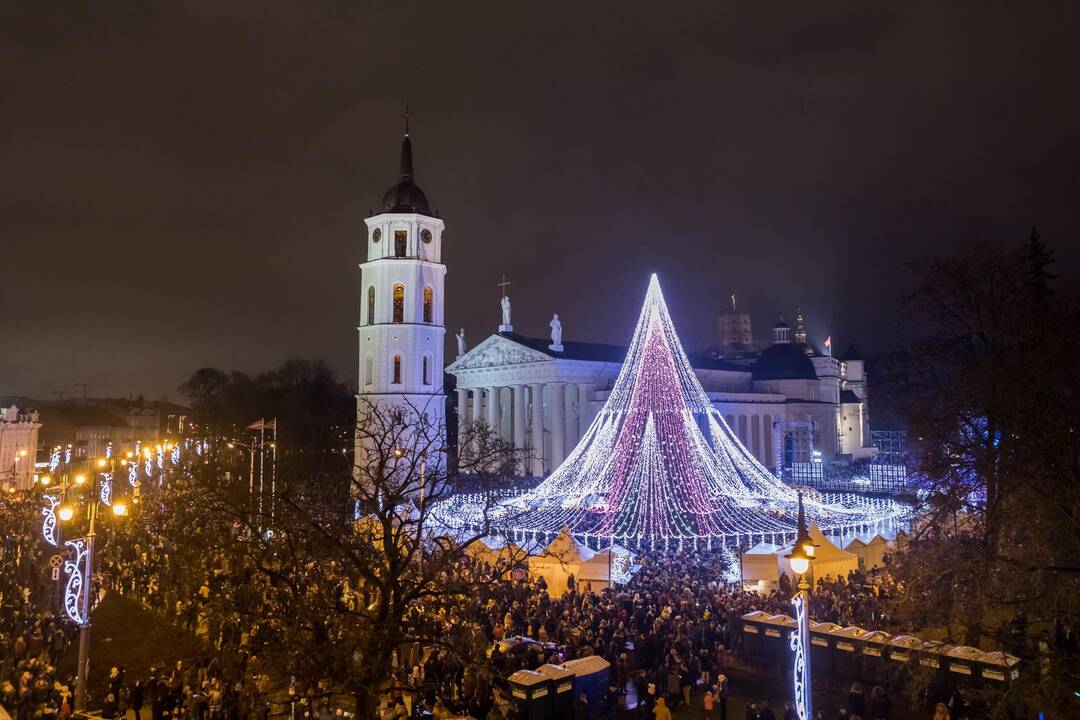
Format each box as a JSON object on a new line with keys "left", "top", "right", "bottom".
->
{"left": 879, "top": 229, "right": 1079, "bottom": 712}
{"left": 177, "top": 358, "right": 354, "bottom": 453}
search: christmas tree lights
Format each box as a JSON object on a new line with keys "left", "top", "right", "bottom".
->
{"left": 433, "top": 275, "right": 906, "bottom": 550}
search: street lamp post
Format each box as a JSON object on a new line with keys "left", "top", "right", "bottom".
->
{"left": 58, "top": 463, "right": 129, "bottom": 711}
{"left": 786, "top": 492, "right": 817, "bottom": 720}
{"left": 227, "top": 440, "right": 260, "bottom": 524}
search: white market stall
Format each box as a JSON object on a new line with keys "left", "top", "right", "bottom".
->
{"left": 740, "top": 542, "right": 782, "bottom": 592}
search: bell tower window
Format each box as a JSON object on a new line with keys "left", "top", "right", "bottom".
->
{"left": 422, "top": 356, "right": 431, "bottom": 385}
{"left": 367, "top": 286, "right": 376, "bottom": 325}
{"left": 394, "top": 230, "right": 407, "bottom": 258}
{"left": 392, "top": 354, "right": 402, "bottom": 384}
{"left": 392, "top": 284, "right": 404, "bottom": 323}
{"left": 423, "top": 286, "right": 433, "bottom": 323}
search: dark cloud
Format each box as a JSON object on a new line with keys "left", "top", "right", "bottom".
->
{"left": 2, "top": 2, "right": 1077, "bottom": 400}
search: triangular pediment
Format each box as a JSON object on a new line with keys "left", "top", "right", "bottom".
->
{"left": 447, "top": 334, "right": 551, "bottom": 373}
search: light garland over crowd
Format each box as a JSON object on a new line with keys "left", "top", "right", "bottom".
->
{"left": 433, "top": 275, "right": 908, "bottom": 551}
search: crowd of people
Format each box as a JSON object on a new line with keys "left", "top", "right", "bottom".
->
{"left": 461, "top": 552, "right": 897, "bottom": 719}
{"left": 1, "top": 463, "right": 916, "bottom": 720}
{"left": 0, "top": 495, "right": 75, "bottom": 720}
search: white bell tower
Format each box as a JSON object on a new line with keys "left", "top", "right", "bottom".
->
{"left": 356, "top": 117, "right": 446, "bottom": 457}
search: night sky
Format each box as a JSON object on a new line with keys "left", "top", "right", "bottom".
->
{"left": 4, "top": 3, "right": 1078, "bottom": 401}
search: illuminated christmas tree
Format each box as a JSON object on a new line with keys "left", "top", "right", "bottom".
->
{"left": 436, "top": 275, "right": 904, "bottom": 549}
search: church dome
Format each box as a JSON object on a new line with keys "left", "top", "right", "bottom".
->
{"left": 752, "top": 342, "right": 818, "bottom": 381}
{"left": 381, "top": 177, "right": 431, "bottom": 214}
{"left": 379, "top": 133, "right": 433, "bottom": 215}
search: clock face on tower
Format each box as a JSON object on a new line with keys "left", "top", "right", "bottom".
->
{"left": 372, "top": 228, "right": 381, "bottom": 242}
{"left": 420, "top": 228, "right": 432, "bottom": 244}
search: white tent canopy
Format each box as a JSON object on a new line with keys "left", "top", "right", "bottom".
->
{"left": 527, "top": 527, "right": 632, "bottom": 597}
{"left": 779, "top": 524, "right": 858, "bottom": 585}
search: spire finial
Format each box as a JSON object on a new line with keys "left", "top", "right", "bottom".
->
{"left": 403, "top": 102, "right": 413, "bottom": 137}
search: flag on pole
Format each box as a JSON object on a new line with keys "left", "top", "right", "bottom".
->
{"left": 247, "top": 419, "right": 277, "bottom": 431}
{"left": 824, "top": 335, "right": 832, "bottom": 356}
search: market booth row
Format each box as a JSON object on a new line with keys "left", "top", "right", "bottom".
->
{"left": 526, "top": 527, "right": 633, "bottom": 598}
{"left": 738, "top": 613, "right": 1021, "bottom": 701}
{"left": 740, "top": 525, "right": 861, "bottom": 590}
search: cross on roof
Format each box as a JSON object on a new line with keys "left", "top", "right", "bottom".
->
{"left": 497, "top": 273, "right": 511, "bottom": 298}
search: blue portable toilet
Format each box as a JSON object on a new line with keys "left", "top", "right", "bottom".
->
{"left": 508, "top": 669, "right": 552, "bottom": 720}
{"left": 860, "top": 631, "right": 893, "bottom": 686}
{"left": 830, "top": 626, "right": 868, "bottom": 681}
{"left": 761, "top": 613, "right": 797, "bottom": 669}
{"left": 563, "top": 656, "right": 611, "bottom": 718}
{"left": 810, "top": 622, "right": 842, "bottom": 678}
{"left": 740, "top": 611, "right": 771, "bottom": 659}
{"left": 537, "top": 663, "right": 576, "bottom": 718}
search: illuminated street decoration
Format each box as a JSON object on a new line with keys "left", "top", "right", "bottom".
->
{"left": 433, "top": 275, "right": 906, "bottom": 549}
{"left": 100, "top": 473, "right": 112, "bottom": 506}
{"left": 171, "top": 447, "right": 180, "bottom": 465}
{"left": 791, "top": 592, "right": 812, "bottom": 720}
{"left": 50, "top": 447, "right": 61, "bottom": 472}
{"left": 105, "top": 442, "right": 112, "bottom": 459}
{"left": 64, "top": 446, "right": 72, "bottom": 465}
{"left": 128, "top": 462, "right": 138, "bottom": 487}
{"left": 42, "top": 495, "right": 59, "bottom": 546}
{"left": 63, "top": 539, "right": 88, "bottom": 624}
{"left": 157, "top": 448, "right": 164, "bottom": 469}
{"left": 144, "top": 458, "right": 153, "bottom": 476}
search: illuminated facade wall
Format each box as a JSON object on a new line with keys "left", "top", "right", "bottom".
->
{"left": 0, "top": 405, "right": 40, "bottom": 490}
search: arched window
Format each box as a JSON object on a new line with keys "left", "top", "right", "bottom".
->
{"left": 394, "top": 230, "right": 407, "bottom": 258}
{"left": 367, "top": 286, "right": 376, "bottom": 325}
{"left": 422, "top": 355, "right": 430, "bottom": 385}
{"left": 423, "top": 286, "right": 433, "bottom": 323}
{"left": 392, "top": 284, "right": 404, "bottom": 323}
{"left": 392, "top": 354, "right": 402, "bottom": 384}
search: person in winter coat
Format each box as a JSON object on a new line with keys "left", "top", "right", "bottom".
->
{"left": 847, "top": 683, "right": 866, "bottom": 719}
{"left": 131, "top": 680, "right": 145, "bottom": 720}
{"left": 102, "top": 691, "right": 119, "bottom": 720}
{"left": 652, "top": 697, "right": 672, "bottom": 720}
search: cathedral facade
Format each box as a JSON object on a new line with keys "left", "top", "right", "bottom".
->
{"left": 448, "top": 313, "right": 874, "bottom": 477}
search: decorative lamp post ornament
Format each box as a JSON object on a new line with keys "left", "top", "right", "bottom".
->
{"left": 786, "top": 492, "right": 816, "bottom": 720}
{"left": 100, "top": 473, "right": 112, "bottom": 506}
{"left": 42, "top": 495, "right": 60, "bottom": 547}
{"left": 63, "top": 539, "right": 89, "bottom": 625}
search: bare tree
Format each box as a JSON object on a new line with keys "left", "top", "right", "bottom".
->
{"left": 186, "top": 398, "right": 533, "bottom": 719}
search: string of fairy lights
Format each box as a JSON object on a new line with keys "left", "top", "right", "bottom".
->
{"left": 432, "top": 274, "right": 908, "bottom": 551}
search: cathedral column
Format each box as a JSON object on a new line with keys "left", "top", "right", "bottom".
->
{"left": 549, "top": 382, "right": 566, "bottom": 469}
{"left": 512, "top": 384, "right": 527, "bottom": 475}
{"left": 577, "top": 383, "right": 595, "bottom": 439}
{"left": 486, "top": 386, "right": 501, "bottom": 435}
{"left": 564, "top": 384, "right": 580, "bottom": 452}
{"left": 471, "top": 389, "right": 483, "bottom": 435}
{"left": 456, "top": 388, "right": 468, "bottom": 438}
{"left": 529, "top": 382, "right": 545, "bottom": 477}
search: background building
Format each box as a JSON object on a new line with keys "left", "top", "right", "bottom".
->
{"left": 0, "top": 403, "right": 41, "bottom": 490}
{"left": 36, "top": 397, "right": 189, "bottom": 462}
